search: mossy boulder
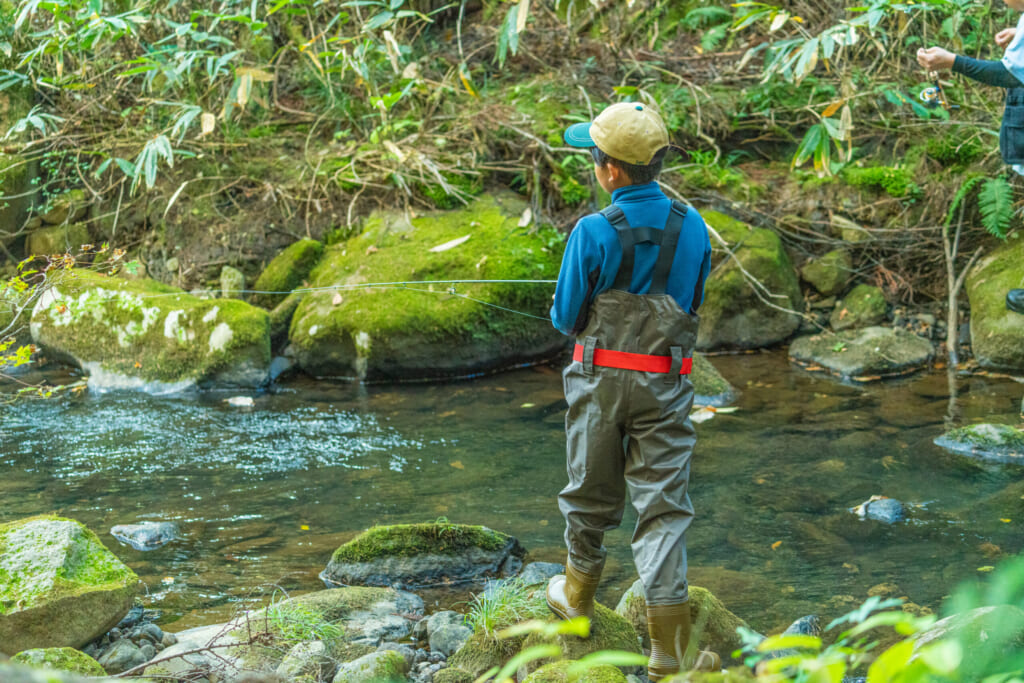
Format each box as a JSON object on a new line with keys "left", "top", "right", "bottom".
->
{"left": 251, "top": 238, "right": 324, "bottom": 309}
{"left": 289, "top": 193, "right": 565, "bottom": 381}
{"left": 967, "top": 238, "right": 1024, "bottom": 371}
{"left": 434, "top": 667, "right": 475, "bottom": 683}
{"left": 29, "top": 270, "right": 271, "bottom": 391}
{"left": 697, "top": 211, "right": 801, "bottom": 350}
{"left": 26, "top": 224, "right": 91, "bottom": 258}
{"left": 518, "top": 602, "right": 641, "bottom": 677}
{"left": 613, "top": 579, "right": 748, "bottom": 663}
{"left": 662, "top": 668, "right": 756, "bottom": 683}
{"left": 219, "top": 265, "right": 245, "bottom": 300}
{"left": 0, "top": 665, "right": 125, "bottom": 682}
{"left": 691, "top": 354, "right": 734, "bottom": 406}
{"left": 800, "top": 249, "right": 852, "bottom": 297}
{"left": 789, "top": 327, "right": 934, "bottom": 381}
{"left": 11, "top": 648, "right": 106, "bottom": 676}
{"left": 934, "top": 423, "right": 1024, "bottom": 465}
{"left": 447, "top": 631, "right": 517, "bottom": 678}
{"left": 830, "top": 284, "right": 887, "bottom": 331}
{"left": 322, "top": 523, "right": 524, "bottom": 588}
{"left": 522, "top": 659, "right": 628, "bottom": 683}
{"left": 39, "top": 190, "right": 88, "bottom": 226}
{"left": 333, "top": 650, "right": 410, "bottom": 683}
{"left": 0, "top": 516, "right": 137, "bottom": 654}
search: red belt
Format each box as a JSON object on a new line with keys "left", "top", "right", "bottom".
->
{"left": 573, "top": 344, "right": 693, "bottom": 374}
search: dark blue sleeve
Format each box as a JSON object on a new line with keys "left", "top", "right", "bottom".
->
{"left": 953, "top": 55, "right": 1024, "bottom": 88}
{"left": 550, "top": 220, "right": 602, "bottom": 337}
{"left": 690, "top": 221, "right": 712, "bottom": 314}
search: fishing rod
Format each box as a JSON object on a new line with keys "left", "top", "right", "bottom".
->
{"left": 919, "top": 70, "right": 960, "bottom": 112}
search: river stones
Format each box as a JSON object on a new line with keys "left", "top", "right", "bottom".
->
{"left": 934, "top": 423, "right": 1024, "bottom": 465}
{"left": 613, "top": 578, "right": 748, "bottom": 659}
{"left": 251, "top": 238, "right": 324, "bottom": 309}
{"left": 321, "top": 523, "right": 525, "bottom": 588}
{"left": 830, "top": 284, "right": 887, "bottom": 331}
{"left": 10, "top": 648, "right": 107, "bottom": 676}
{"left": 849, "top": 496, "right": 905, "bottom": 524}
{"left": 109, "top": 522, "right": 179, "bottom": 551}
{"left": 30, "top": 270, "right": 271, "bottom": 392}
{"left": 789, "top": 326, "right": 933, "bottom": 380}
{"left": 289, "top": 193, "right": 565, "bottom": 381}
{"left": 967, "top": 237, "right": 1024, "bottom": 372}
{"left": 0, "top": 516, "right": 138, "bottom": 654}
{"left": 801, "top": 249, "right": 852, "bottom": 297}
{"left": 333, "top": 650, "right": 410, "bottom": 683}
{"left": 697, "top": 211, "right": 802, "bottom": 351}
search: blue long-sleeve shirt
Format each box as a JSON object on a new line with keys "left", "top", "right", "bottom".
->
{"left": 550, "top": 182, "right": 712, "bottom": 337}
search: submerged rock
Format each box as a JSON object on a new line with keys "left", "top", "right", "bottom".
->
{"left": 967, "top": 238, "right": 1024, "bottom": 372}
{"left": 518, "top": 562, "right": 564, "bottom": 586}
{"left": 0, "top": 516, "right": 138, "bottom": 654}
{"left": 251, "top": 238, "right": 324, "bottom": 309}
{"left": 789, "top": 326, "right": 933, "bottom": 380}
{"left": 697, "top": 211, "right": 802, "bottom": 351}
{"left": 321, "top": 523, "right": 525, "bottom": 588}
{"left": 289, "top": 193, "right": 565, "bottom": 381}
{"left": 30, "top": 270, "right": 271, "bottom": 392}
{"left": 613, "top": 579, "right": 748, "bottom": 660}
{"left": 849, "top": 496, "right": 905, "bottom": 524}
{"left": 109, "top": 521, "right": 179, "bottom": 551}
{"left": 935, "top": 423, "right": 1024, "bottom": 465}
{"left": 10, "top": 648, "right": 107, "bottom": 676}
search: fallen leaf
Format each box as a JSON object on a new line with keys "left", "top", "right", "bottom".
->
{"left": 438, "top": 410, "right": 456, "bottom": 418}
{"left": 978, "top": 566, "right": 996, "bottom": 572}
{"left": 539, "top": 519, "right": 548, "bottom": 526}
{"left": 300, "top": 524, "right": 309, "bottom": 531}
{"left": 1001, "top": 518, "right": 1012, "bottom": 523}
{"left": 771, "top": 541, "right": 783, "bottom": 550}
{"left": 518, "top": 207, "right": 533, "bottom": 228}
{"left": 843, "top": 562, "right": 859, "bottom": 573}
{"left": 520, "top": 403, "right": 536, "bottom": 408}
{"left": 450, "top": 461, "right": 465, "bottom": 470}
{"left": 332, "top": 293, "right": 343, "bottom": 306}
{"left": 429, "top": 234, "right": 471, "bottom": 253}
{"left": 366, "top": 245, "right": 378, "bottom": 255}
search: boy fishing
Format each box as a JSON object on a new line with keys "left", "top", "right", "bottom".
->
{"left": 545, "top": 101, "right": 719, "bottom": 678}
{"left": 917, "top": 0, "right": 1024, "bottom": 312}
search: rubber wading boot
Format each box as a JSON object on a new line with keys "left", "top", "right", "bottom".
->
{"left": 646, "top": 602, "right": 721, "bottom": 681}
{"left": 545, "top": 561, "right": 601, "bottom": 623}
{"left": 1007, "top": 289, "right": 1024, "bottom": 314}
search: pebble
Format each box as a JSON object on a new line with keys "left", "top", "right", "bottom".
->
{"left": 136, "top": 623, "right": 164, "bottom": 644}
{"left": 161, "top": 632, "right": 178, "bottom": 648}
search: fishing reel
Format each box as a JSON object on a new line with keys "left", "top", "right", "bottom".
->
{"left": 919, "top": 72, "right": 959, "bottom": 112}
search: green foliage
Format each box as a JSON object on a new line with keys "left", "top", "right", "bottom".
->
{"left": 926, "top": 132, "right": 983, "bottom": 168}
{"left": 945, "top": 175, "right": 1015, "bottom": 239}
{"left": 465, "top": 578, "right": 548, "bottom": 638}
{"left": 844, "top": 165, "right": 920, "bottom": 199}
{"left": 265, "top": 591, "right": 344, "bottom": 645}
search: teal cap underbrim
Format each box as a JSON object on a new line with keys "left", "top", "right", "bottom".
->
{"left": 564, "top": 122, "right": 595, "bottom": 148}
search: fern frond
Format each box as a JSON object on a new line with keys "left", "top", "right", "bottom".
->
{"left": 682, "top": 7, "right": 732, "bottom": 30}
{"left": 944, "top": 174, "right": 984, "bottom": 227}
{"left": 701, "top": 24, "right": 728, "bottom": 52}
{"left": 978, "top": 175, "right": 1014, "bottom": 240}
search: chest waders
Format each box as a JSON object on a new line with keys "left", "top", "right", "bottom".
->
{"left": 545, "top": 200, "right": 720, "bottom": 677}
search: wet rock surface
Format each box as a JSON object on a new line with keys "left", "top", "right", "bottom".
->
{"left": 935, "top": 423, "right": 1024, "bottom": 465}
{"left": 789, "top": 326, "right": 934, "bottom": 380}
{"left": 109, "top": 521, "right": 180, "bottom": 551}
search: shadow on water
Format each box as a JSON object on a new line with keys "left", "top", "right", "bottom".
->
{"left": 1, "top": 351, "right": 1022, "bottom": 633}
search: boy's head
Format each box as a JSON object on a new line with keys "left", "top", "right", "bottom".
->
{"left": 564, "top": 102, "right": 669, "bottom": 191}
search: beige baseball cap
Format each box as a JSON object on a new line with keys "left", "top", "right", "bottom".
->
{"left": 564, "top": 101, "right": 669, "bottom": 166}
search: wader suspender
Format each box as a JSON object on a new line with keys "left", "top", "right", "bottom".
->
{"left": 572, "top": 200, "right": 693, "bottom": 376}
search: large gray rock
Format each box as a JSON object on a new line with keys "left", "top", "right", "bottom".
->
{"left": 789, "top": 327, "right": 933, "bottom": 380}
{"left": 934, "top": 423, "right": 1024, "bottom": 465}
{"left": 967, "top": 238, "right": 1024, "bottom": 371}
{"left": 697, "top": 211, "right": 802, "bottom": 350}
{"left": 321, "top": 523, "right": 525, "bottom": 589}
{"left": 0, "top": 516, "right": 137, "bottom": 655}
{"left": 289, "top": 193, "right": 565, "bottom": 381}
{"left": 30, "top": 270, "right": 271, "bottom": 392}
{"left": 97, "top": 638, "right": 147, "bottom": 675}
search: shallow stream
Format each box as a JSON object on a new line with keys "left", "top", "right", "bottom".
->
{"left": 2, "top": 351, "right": 1022, "bottom": 635}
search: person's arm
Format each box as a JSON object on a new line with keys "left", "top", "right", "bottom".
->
{"left": 550, "top": 220, "right": 602, "bottom": 337}
{"left": 690, "top": 220, "right": 712, "bottom": 315}
{"left": 953, "top": 55, "right": 1024, "bottom": 88}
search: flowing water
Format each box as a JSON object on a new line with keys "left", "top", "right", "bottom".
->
{"left": 1, "top": 352, "right": 1022, "bottom": 636}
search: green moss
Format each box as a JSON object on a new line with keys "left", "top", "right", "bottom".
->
{"left": 663, "top": 667, "right": 756, "bottom": 682}
{"left": 523, "top": 660, "right": 627, "bottom": 683}
{"left": 926, "top": 132, "right": 983, "bottom": 167}
{"left": 506, "top": 77, "right": 574, "bottom": 145}
{"left": 690, "top": 354, "right": 732, "bottom": 400}
{"left": 11, "top": 647, "right": 107, "bottom": 676}
{"left": 966, "top": 237, "right": 1024, "bottom": 370}
{"left": 420, "top": 172, "right": 483, "bottom": 210}
{"left": 434, "top": 668, "right": 475, "bottom": 683}
{"left": 843, "top": 165, "right": 921, "bottom": 199}
{"left": 831, "top": 284, "right": 886, "bottom": 331}
{"left": 27, "top": 224, "right": 91, "bottom": 257}
{"left": 801, "top": 249, "right": 852, "bottom": 297}
{"left": 32, "top": 270, "right": 270, "bottom": 384}
{"left": 0, "top": 515, "right": 137, "bottom": 616}
{"left": 369, "top": 650, "right": 408, "bottom": 681}
{"left": 251, "top": 239, "right": 324, "bottom": 309}
{"left": 520, "top": 602, "right": 641, "bottom": 676}
{"left": 448, "top": 631, "right": 522, "bottom": 678}
{"left": 289, "top": 193, "right": 563, "bottom": 376}
{"left": 332, "top": 523, "right": 510, "bottom": 563}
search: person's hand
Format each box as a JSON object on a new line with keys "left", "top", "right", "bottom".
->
{"left": 917, "top": 46, "right": 956, "bottom": 71}
{"left": 997, "top": 27, "right": 1017, "bottom": 49}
